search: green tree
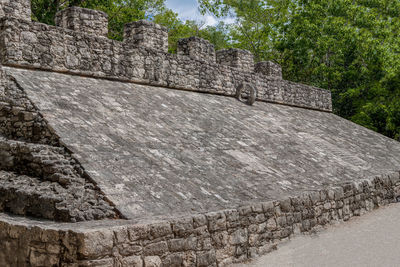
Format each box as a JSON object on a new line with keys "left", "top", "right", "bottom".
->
{"left": 200, "top": 0, "right": 400, "bottom": 141}
{"left": 32, "top": 0, "right": 230, "bottom": 51}
{"left": 31, "top": 0, "right": 166, "bottom": 40}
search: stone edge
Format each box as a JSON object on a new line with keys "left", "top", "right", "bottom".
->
{"left": 1, "top": 171, "right": 399, "bottom": 266}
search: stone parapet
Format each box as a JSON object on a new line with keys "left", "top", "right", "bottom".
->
{"left": 216, "top": 48, "right": 255, "bottom": 72}
{"left": 177, "top": 36, "right": 216, "bottom": 63}
{"left": 255, "top": 61, "right": 282, "bottom": 79}
{"left": 55, "top": 7, "right": 108, "bottom": 37}
{"left": 0, "top": 18, "right": 332, "bottom": 111}
{"left": 124, "top": 20, "right": 169, "bottom": 53}
{"left": 1, "top": 171, "right": 399, "bottom": 266}
{"left": 0, "top": 0, "right": 31, "bottom": 21}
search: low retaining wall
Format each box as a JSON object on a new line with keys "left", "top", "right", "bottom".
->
{"left": 1, "top": 171, "right": 399, "bottom": 266}
{"left": 0, "top": 17, "right": 332, "bottom": 112}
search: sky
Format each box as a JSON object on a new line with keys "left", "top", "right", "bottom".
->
{"left": 164, "top": 0, "right": 235, "bottom": 26}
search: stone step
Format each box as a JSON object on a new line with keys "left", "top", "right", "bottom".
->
{"left": 0, "top": 170, "right": 117, "bottom": 222}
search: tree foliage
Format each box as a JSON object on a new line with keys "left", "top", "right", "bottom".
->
{"left": 31, "top": 0, "right": 230, "bottom": 50}
{"left": 200, "top": 0, "right": 400, "bottom": 140}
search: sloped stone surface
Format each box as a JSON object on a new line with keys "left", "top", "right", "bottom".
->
{"left": 0, "top": 67, "right": 118, "bottom": 222}
{"left": 7, "top": 67, "right": 400, "bottom": 220}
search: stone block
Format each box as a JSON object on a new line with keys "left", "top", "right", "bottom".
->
{"left": 206, "top": 211, "right": 227, "bottom": 232}
{"left": 0, "top": 0, "right": 31, "bottom": 21}
{"left": 122, "top": 256, "right": 143, "bottom": 267}
{"left": 149, "top": 222, "right": 172, "bottom": 239}
{"left": 171, "top": 217, "right": 194, "bottom": 237}
{"left": 144, "top": 256, "right": 162, "bottom": 267}
{"left": 255, "top": 61, "right": 282, "bottom": 78}
{"left": 124, "top": 20, "right": 168, "bottom": 53}
{"left": 143, "top": 241, "right": 168, "bottom": 256}
{"left": 196, "top": 250, "right": 216, "bottom": 267}
{"left": 216, "top": 48, "right": 254, "bottom": 72}
{"left": 229, "top": 228, "right": 248, "bottom": 245}
{"left": 55, "top": 7, "right": 108, "bottom": 37}
{"left": 78, "top": 230, "right": 113, "bottom": 259}
{"left": 177, "top": 37, "right": 216, "bottom": 63}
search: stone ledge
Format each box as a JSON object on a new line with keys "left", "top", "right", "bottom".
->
{"left": 1, "top": 171, "right": 399, "bottom": 266}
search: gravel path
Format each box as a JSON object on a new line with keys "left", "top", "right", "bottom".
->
{"left": 235, "top": 203, "right": 400, "bottom": 267}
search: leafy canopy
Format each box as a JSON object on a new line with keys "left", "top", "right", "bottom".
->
{"left": 199, "top": 0, "right": 400, "bottom": 140}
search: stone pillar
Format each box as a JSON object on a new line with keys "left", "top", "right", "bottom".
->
{"left": 0, "top": 0, "right": 31, "bottom": 21}
{"left": 55, "top": 7, "right": 108, "bottom": 37}
{"left": 124, "top": 20, "right": 168, "bottom": 53}
{"left": 216, "top": 49, "right": 254, "bottom": 72}
{"left": 177, "top": 37, "right": 216, "bottom": 63}
{"left": 255, "top": 61, "right": 282, "bottom": 79}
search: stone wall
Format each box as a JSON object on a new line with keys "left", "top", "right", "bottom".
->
{"left": 0, "top": 71, "right": 59, "bottom": 145}
{"left": 216, "top": 49, "right": 255, "bottom": 73}
{"left": 0, "top": 0, "right": 31, "bottom": 21}
{"left": 178, "top": 37, "right": 216, "bottom": 63}
{"left": 255, "top": 61, "right": 282, "bottom": 79}
{"left": 0, "top": 171, "right": 399, "bottom": 266}
{"left": 55, "top": 7, "right": 108, "bottom": 37}
{"left": 124, "top": 20, "right": 169, "bottom": 53}
{"left": 0, "top": 15, "right": 332, "bottom": 112}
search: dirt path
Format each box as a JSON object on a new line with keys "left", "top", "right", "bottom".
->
{"left": 235, "top": 203, "right": 400, "bottom": 267}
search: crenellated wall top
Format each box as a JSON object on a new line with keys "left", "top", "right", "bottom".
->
{"left": 0, "top": 2, "right": 332, "bottom": 112}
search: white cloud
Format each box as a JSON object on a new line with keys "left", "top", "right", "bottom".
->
{"left": 165, "top": 0, "right": 235, "bottom": 26}
{"left": 204, "top": 15, "right": 217, "bottom": 26}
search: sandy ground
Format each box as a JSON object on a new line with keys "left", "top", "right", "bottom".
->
{"left": 234, "top": 203, "right": 400, "bottom": 267}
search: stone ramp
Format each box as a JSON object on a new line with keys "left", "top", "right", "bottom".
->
{"left": 7, "top": 67, "right": 400, "bottom": 220}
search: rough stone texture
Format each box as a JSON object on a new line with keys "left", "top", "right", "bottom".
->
{"left": 0, "top": 172, "right": 399, "bottom": 266}
{"left": 1, "top": 3, "right": 400, "bottom": 267}
{"left": 178, "top": 37, "right": 216, "bottom": 63}
{"left": 0, "top": 70, "right": 59, "bottom": 145}
{"left": 0, "top": 67, "right": 118, "bottom": 222}
{"left": 124, "top": 20, "right": 169, "bottom": 53}
{"left": 8, "top": 67, "right": 400, "bottom": 221}
{"left": 55, "top": 6, "right": 108, "bottom": 37}
{"left": 0, "top": 17, "right": 332, "bottom": 111}
{"left": 0, "top": 0, "right": 31, "bottom": 21}
{"left": 255, "top": 61, "right": 282, "bottom": 79}
{"left": 216, "top": 49, "right": 254, "bottom": 72}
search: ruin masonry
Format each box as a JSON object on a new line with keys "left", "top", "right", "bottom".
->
{"left": 0, "top": 1, "right": 400, "bottom": 266}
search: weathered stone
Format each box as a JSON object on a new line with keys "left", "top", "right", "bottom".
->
{"left": 255, "top": 61, "right": 282, "bottom": 79}
{"left": 55, "top": 7, "right": 108, "bottom": 37}
{"left": 143, "top": 241, "right": 168, "bottom": 256}
{"left": 196, "top": 250, "right": 216, "bottom": 267}
{"left": 79, "top": 230, "right": 114, "bottom": 259}
{"left": 124, "top": 20, "right": 168, "bottom": 53}
{"left": 171, "top": 217, "right": 194, "bottom": 237}
{"left": 0, "top": 18, "right": 332, "bottom": 111}
{"left": 1, "top": 3, "right": 400, "bottom": 267}
{"left": 149, "top": 222, "right": 172, "bottom": 239}
{"left": 178, "top": 36, "right": 216, "bottom": 63}
{"left": 229, "top": 228, "right": 248, "bottom": 245}
{"left": 121, "top": 256, "right": 143, "bottom": 267}
{"left": 266, "top": 218, "right": 277, "bottom": 231}
{"left": 206, "top": 212, "right": 226, "bottom": 232}
{"left": 144, "top": 256, "right": 162, "bottom": 267}
{"left": 216, "top": 48, "right": 254, "bottom": 72}
{"left": 0, "top": 0, "right": 31, "bottom": 21}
